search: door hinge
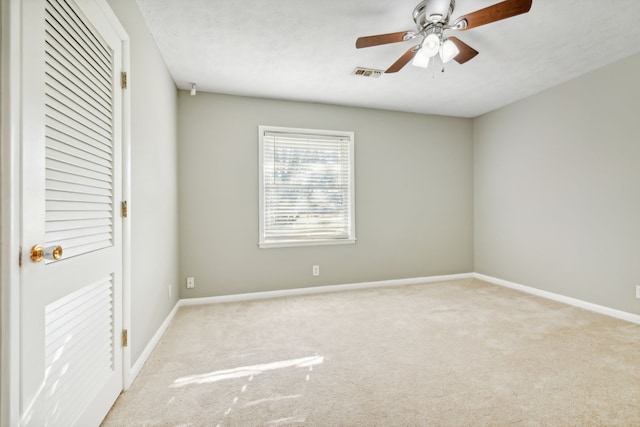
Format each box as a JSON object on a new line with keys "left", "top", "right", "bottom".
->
{"left": 121, "top": 71, "right": 127, "bottom": 89}
{"left": 18, "top": 246, "right": 22, "bottom": 267}
{"left": 121, "top": 200, "right": 128, "bottom": 218}
{"left": 122, "top": 330, "right": 128, "bottom": 347}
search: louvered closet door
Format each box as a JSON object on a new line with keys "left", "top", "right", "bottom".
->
{"left": 20, "top": 0, "right": 125, "bottom": 426}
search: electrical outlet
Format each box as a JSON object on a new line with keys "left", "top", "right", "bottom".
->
{"left": 312, "top": 265, "right": 320, "bottom": 276}
{"left": 186, "top": 277, "right": 195, "bottom": 289}
{"left": 636, "top": 285, "right": 640, "bottom": 299}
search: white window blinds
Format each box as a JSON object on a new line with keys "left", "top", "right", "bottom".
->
{"left": 259, "top": 126, "right": 355, "bottom": 248}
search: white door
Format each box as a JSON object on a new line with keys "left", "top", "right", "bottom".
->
{"left": 20, "top": 0, "right": 125, "bottom": 425}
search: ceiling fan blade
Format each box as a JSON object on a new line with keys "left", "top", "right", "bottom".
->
{"left": 448, "top": 37, "right": 479, "bottom": 64}
{"left": 356, "top": 31, "right": 411, "bottom": 49}
{"left": 454, "top": 0, "right": 532, "bottom": 31}
{"left": 385, "top": 46, "right": 419, "bottom": 73}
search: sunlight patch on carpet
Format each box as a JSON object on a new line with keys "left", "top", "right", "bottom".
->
{"left": 170, "top": 355, "right": 324, "bottom": 387}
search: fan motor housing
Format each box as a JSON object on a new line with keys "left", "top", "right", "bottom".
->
{"left": 413, "top": 0, "right": 455, "bottom": 29}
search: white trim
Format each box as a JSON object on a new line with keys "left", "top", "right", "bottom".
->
{"left": 258, "top": 125, "right": 356, "bottom": 249}
{"left": 121, "top": 50, "right": 132, "bottom": 388}
{"left": 258, "top": 238, "right": 356, "bottom": 249}
{"left": 179, "top": 273, "right": 475, "bottom": 306}
{"left": 127, "top": 301, "right": 180, "bottom": 388}
{"left": 1, "top": 0, "right": 22, "bottom": 425}
{"left": 97, "top": 1, "right": 133, "bottom": 393}
{"left": 474, "top": 273, "right": 640, "bottom": 325}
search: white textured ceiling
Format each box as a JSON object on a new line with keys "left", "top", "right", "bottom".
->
{"left": 135, "top": 0, "right": 640, "bottom": 118}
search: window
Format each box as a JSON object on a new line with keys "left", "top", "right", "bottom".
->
{"left": 259, "top": 126, "right": 356, "bottom": 248}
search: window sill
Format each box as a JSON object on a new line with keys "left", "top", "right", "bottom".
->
{"left": 258, "top": 238, "right": 356, "bottom": 249}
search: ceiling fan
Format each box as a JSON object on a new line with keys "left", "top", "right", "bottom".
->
{"left": 356, "top": 0, "right": 532, "bottom": 73}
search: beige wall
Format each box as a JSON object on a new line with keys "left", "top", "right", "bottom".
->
{"left": 104, "top": 1, "right": 640, "bottom": 369}
{"left": 474, "top": 53, "right": 640, "bottom": 314}
{"left": 108, "top": 0, "right": 180, "bottom": 363}
{"left": 178, "top": 92, "right": 474, "bottom": 298}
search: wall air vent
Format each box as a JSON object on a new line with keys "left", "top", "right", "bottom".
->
{"left": 352, "top": 67, "right": 383, "bottom": 78}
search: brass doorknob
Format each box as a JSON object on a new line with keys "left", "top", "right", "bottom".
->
{"left": 30, "top": 245, "right": 63, "bottom": 262}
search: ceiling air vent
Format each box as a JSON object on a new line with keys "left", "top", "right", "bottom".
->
{"left": 352, "top": 67, "right": 383, "bottom": 78}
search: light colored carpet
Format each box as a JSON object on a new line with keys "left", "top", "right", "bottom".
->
{"left": 102, "top": 278, "right": 640, "bottom": 426}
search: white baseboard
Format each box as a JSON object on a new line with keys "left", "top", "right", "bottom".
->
{"left": 178, "top": 273, "right": 475, "bottom": 306}
{"left": 474, "top": 273, "right": 640, "bottom": 325}
{"left": 126, "top": 300, "right": 181, "bottom": 389}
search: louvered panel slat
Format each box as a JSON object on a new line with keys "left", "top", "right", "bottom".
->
{"left": 46, "top": 305, "right": 112, "bottom": 363}
{"left": 47, "top": 0, "right": 111, "bottom": 74}
{"left": 47, "top": 179, "right": 112, "bottom": 197}
{"left": 45, "top": 5, "right": 111, "bottom": 95}
{"left": 51, "top": 232, "right": 112, "bottom": 249}
{"left": 47, "top": 129, "right": 111, "bottom": 161}
{"left": 46, "top": 225, "right": 112, "bottom": 242}
{"left": 46, "top": 115, "right": 111, "bottom": 154}
{"left": 47, "top": 158, "right": 111, "bottom": 183}
{"left": 45, "top": 69, "right": 112, "bottom": 132}
{"left": 46, "top": 146, "right": 112, "bottom": 175}
{"left": 45, "top": 130, "right": 113, "bottom": 171}
{"left": 44, "top": 275, "right": 114, "bottom": 427}
{"left": 46, "top": 321, "right": 112, "bottom": 372}
{"left": 46, "top": 305, "right": 112, "bottom": 364}
{"left": 55, "top": 232, "right": 112, "bottom": 249}
{"left": 46, "top": 100, "right": 112, "bottom": 143}
{"left": 45, "top": 277, "right": 112, "bottom": 350}
{"left": 44, "top": 53, "right": 110, "bottom": 120}
{"left": 46, "top": 311, "right": 109, "bottom": 356}
{"left": 47, "top": 138, "right": 112, "bottom": 174}
{"left": 46, "top": 218, "right": 112, "bottom": 233}
{"left": 45, "top": 317, "right": 112, "bottom": 364}
{"left": 45, "top": 42, "right": 111, "bottom": 111}
{"left": 45, "top": 211, "right": 113, "bottom": 222}
{"left": 46, "top": 200, "right": 112, "bottom": 212}
{"left": 46, "top": 154, "right": 112, "bottom": 184}
{"left": 47, "top": 171, "right": 111, "bottom": 191}
{"left": 61, "top": 241, "right": 112, "bottom": 259}
{"left": 45, "top": 43, "right": 111, "bottom": 113}
{"left": 56, "top": 2, "right": 111, "bottom": 63}
{"left": 46, "top": 210, "right": 111, "bottom": 221}
{"left": 45, "top": 5, "right": 111, "bottom": 80}
{"left": 48, "top": 129, "right": 109, "bottom": 156}
{"left": 46, "top": 189, "right": 111, "bottom": 204}
{"left": 44, "top": 23, "right": 110, "bottom": 103}
{"left": 45, "top": 82, "right": 111, "bottom": 137}
{"left": 46, "top": 160, "right": 112, "bottom": 188}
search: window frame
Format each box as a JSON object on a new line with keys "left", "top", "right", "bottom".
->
{"left": 258, "top": 125, "right": 356, "bottom": 249}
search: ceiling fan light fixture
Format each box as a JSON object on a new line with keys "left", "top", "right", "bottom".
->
{"left": 356, "top": 0, "right": 533, "bottom": 75}
{"left": 440, "top": 39, "right": 460, "bottom": 63}
{"left": 411, "top": 49, "right": 430, "bottom": 68}
{"left": 422, "top": 32, "right": 441, "bottom": 58}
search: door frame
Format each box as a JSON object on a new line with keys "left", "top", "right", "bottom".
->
{"left": 0, "top": 1, "right": 132, "bottom": 424}
{"left": 1, "top": 1, "right": 23, "bottom": 425}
